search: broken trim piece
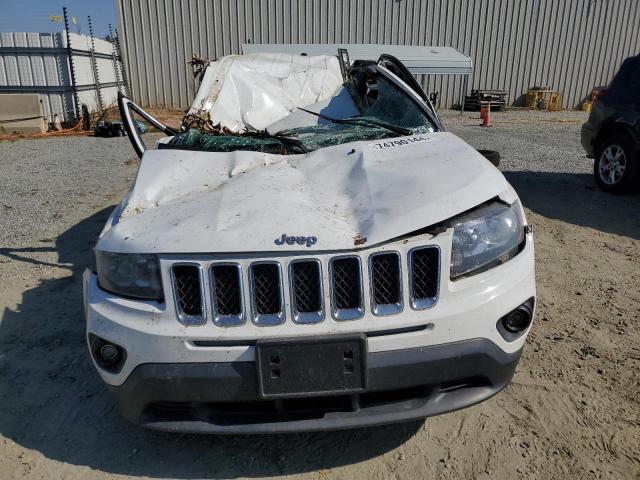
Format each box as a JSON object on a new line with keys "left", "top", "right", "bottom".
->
{"left": 118, "top": 92, "right": 179, "bottom": 158}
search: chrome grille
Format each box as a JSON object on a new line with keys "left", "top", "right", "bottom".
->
{"left": 330, "top": 256, "right": 364, "bottom": 320}
{"left": 409, "top": 246, "right": 440, "bottom": 309}
{"left": 211, "top": 264, "right": 244, "bottom": 326}
{"left": 171, "top": 264, "right": 205, "bottom": 324}
{"left": 250, "top": 262, "right": 285, "bottom": 325}
{"left": 369, "top": 252, "right": 403, "bottom": 315}
{"left": 289, "top": 260, "right": 323, "bottom": 323}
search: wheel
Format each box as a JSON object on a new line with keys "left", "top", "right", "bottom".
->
{"left": 594, "top": 134, "right": 639, "bottom": 193}
{"left": 477, "top": 149, "right": 501, "bottom": 167}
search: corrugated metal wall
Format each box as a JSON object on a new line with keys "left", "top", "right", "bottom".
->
{"left": 116, "top": 0, "right": 640, "bottom": 110}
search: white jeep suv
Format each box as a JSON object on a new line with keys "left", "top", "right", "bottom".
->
{"left": 83, "top": 52, "right": 535, "bottom": 433}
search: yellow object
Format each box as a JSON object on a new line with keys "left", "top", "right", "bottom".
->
{"left": 526, "top": 88, "right": 562, "bottom": 111}
{"left": 582, "top": 100, "right": 592, "bottom": 112}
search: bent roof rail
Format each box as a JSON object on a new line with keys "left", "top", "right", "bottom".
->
{"left": 118, "top": 92, "right": 178, "bottom": 158}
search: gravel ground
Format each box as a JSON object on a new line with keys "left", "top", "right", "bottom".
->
{"left": 0, "top": 136, "right": 139, "bottom": 248}
{"left": 442, "top": 109, "right": 592, "bottom": 173}
{"left": 0, "top": 110, "right": 639, "bottom": 479}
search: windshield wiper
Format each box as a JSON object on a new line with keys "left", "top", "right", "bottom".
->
{"left": 242, "top": 126, "right": 309, "bottom": 154}
{"left": 297, "top": 107, "right": 413, "bottom": 136}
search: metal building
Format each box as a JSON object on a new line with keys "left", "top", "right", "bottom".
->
{"left": 116, "top": 0, "right": 640, "bottom": 110}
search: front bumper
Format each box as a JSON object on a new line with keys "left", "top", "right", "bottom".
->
{"left": 85, "top": 223, "right": 535, "bottom": 433}
{"left": 581, "top": 122, "right": 595, "bottom": 157}
{"left": 110, "top": 338, "right": 521, "bottom": 434}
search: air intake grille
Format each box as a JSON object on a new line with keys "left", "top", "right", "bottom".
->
{"left": 211, "top": 265, "right": 242, "bottom": 316}
{"left": 331, "top": 257, "right": 362, "bottom": 310}
{"left": 290, "top": 261, "right": 322, "bottom": 313}
{"left": 168, "top": 244, "right": 440, "bottom": 326}
{"left": 172, "top": 265, "right": 202, "bottom": 318}
{"left": 370, "top": 252, "right": 402, "bottom": 313}
{"left": 410, "top": 247, "right": 439, "bottom": 307}
{"left": 251, "top": 263, "right": 282, "bottom": 315}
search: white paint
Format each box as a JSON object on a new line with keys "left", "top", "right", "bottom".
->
{"left": 99, "top": 132, "right": 510, "bottom": 254}
{"left": 86, "top": 227, "right": 535, "bottom": 387}
{"left": 85, "top": 51, "right": 536, "bottom": 391}
{"left": 265, "top": 87, "right": 360, "bottom": 133}
{"left": 189, "top": 53, "right": 344, "bottom": 132}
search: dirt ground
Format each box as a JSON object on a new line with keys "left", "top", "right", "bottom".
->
{"left": 0, "top": 110, "right": 639, "bottom": 479}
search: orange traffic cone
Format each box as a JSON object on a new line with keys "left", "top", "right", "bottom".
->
{"left": 481, "top": 102, "right": 492, "bottom": 127}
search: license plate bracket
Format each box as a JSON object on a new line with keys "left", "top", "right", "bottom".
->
{"left": 256, "top": 335, "right": 367, "bottom": 398}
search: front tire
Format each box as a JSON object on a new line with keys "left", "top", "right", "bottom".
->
{"left": 477, "top": 149, "right": 501, "bottom": 167}
{"left": 594, "top": 134, "right": 639, "bottom": 193}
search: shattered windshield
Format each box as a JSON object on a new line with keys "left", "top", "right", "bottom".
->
{"left": 163, "top": 73, "right": 436, "bottom": 155}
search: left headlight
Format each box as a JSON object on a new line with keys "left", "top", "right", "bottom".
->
{"left": 96, "top": 251, "right": 163, "bottom": 300}
{"left": 449, "top": 201, "right": 525, "bottom": 279}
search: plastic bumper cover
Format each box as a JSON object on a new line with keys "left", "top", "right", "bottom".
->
{"left": 108, "top": 338, "right": 522, "bottom": 434}
{"left": 581, "top": 122, "right": 595, "bottom": 157}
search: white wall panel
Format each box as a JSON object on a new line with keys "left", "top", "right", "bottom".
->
{"left": 0, "top": 31, "right": 126, "bottom": 122}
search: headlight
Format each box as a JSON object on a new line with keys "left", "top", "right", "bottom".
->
{"left": 96, "top": 251, "right": 163, "bottom": 300}
{"left": 449, "top": 201, "right": 525, "bottom": 279}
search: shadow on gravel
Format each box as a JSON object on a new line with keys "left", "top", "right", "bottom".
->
{"left": 0, "top": 246, "right": 68, "bottom": 269}
{"left": 0, "top": 207, "right": 421, "bottom": 478}
{"left": 504, "top": 171, "right": 640, "bottom": 240}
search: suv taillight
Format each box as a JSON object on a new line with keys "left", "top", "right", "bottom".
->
{"left": 592, "top": 87, "right": 609, "bottom": 103}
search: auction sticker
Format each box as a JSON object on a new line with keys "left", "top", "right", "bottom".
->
{"left": 368, "top": 135, "right": 431, "bottom": 150}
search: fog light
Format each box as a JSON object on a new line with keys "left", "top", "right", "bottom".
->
{"left": 497, "top": 298, "right": 534, "bottom": 341}
{"left": 89, "top": 334, "right": 127, "bottom": 373}
{"left": 99, "top": 344, "right": 119, "bottom": 363}
{"left": 503, "top": 309, "right": 529, "bottom": 333}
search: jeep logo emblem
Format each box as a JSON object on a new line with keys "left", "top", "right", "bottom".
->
{"left": 274, "top": 234, "right": 317, "bottom": 247}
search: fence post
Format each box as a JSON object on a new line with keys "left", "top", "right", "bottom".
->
{"left": 108, "top": 24, "right": 123, "bottom": 94}
{"left": 62, "top": 7, "right": 79, "bottom": 122}
{"left": 114, "top": 28, "right": 129, "bottom": 97}
{"left": 88, "top": 15, "right": 104, "bottom": 116}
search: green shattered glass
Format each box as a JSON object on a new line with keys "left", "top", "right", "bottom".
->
{"left": 165, "top": 75, "right": 435, "bottom": 154}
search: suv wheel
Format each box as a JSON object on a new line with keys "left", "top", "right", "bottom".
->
{"left": 477, "top": 149, "right": 501, "bottom": 167}
{"left": 594, "top": 134, "right": 639, "bottom": 193}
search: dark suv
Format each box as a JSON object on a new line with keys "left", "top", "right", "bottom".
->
{"left": 581, "top": 55, "right": 640, "bottom": 193}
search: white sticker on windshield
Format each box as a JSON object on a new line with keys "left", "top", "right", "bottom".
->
{"left": 368, "top": 135, "right": 431, "bottom": 150}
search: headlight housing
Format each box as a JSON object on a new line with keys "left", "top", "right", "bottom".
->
{"left": 96, "top": 251, "right": 163, "bottom": 300}
{"left": 449, "top": 201, "right": 525, "bottom": 279}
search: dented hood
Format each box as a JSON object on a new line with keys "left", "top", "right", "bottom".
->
{"left": 98, "top": 132, "right": 511, "bottom": 254}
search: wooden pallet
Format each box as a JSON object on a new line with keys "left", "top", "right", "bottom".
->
{"left": 464, "top": 89, "right": 508, "bottom": 111}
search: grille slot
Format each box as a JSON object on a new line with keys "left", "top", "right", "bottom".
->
{"left": 369, "top": 252, "right": 403, "bottom": 315}
{"left": 250, "top": 262, "right": 285, "bottom": 325}
{"left": 289, "top": 260, "right": 324, "bottom": 323}
{"left": 171, "top": 264, "right": 205, "bottom": 324}
{"left": 409, "top": 246, "right": 440, "bottom": 309}
{"left": 211, "top": 264, "right": 244, "bottom": 326}
{"left": 329, "top": 256, "right": 364, "bottom": 320}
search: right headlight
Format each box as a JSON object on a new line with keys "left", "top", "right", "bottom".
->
{"left": 96, "top": 251, "right": 163, "bottom": 300}
{"left": 449, "top": 201, "right": 525, "bottom": 279}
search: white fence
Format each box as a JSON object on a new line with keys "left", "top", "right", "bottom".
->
{"left": 0, "top": 31, "right": 126, "bottom": 123}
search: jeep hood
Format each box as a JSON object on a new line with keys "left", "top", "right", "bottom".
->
{"left": 98, "top": 132, "right": 512, "bottom": 254}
